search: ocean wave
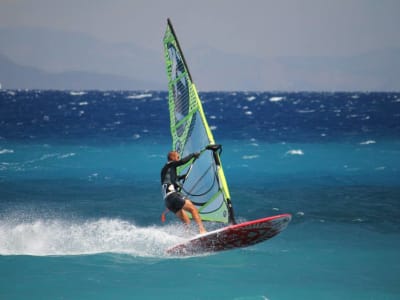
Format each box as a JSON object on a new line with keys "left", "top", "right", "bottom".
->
{"left": 0, "top": 217, "right": 185, "bottom": 257}
{"left": 375, "top": 166, "right": 386, "bottom": 171}
{"left": 269, "top": 96, "right": 284, "bottom": 102}
{"left": 0, "top": 149, "right": 14, "bottom": 154}
{"left": 2, "top": 152, "right": 78, "bottom": 171}
{"left": 39, "top": 152, "right": 76, "bottom": 160}
{"left": 69, "top": 91, "right": 86, "bottom": 96}
{"left": 126, "top": 93, "right": 153, "bottom": 100}
{"left": 210, "top": 125, "right": 217, "bottom": 131}
{"left": 59, "top": 153, "right": 76, "bottom": 159}
{"left": 285, "top": 149, "right": 304, "bottom": 156}
{"left": 242, "top": 155, "right": 259, "bottom": 160}
{"left": 296, "top": 109, "right": 315, "bottom": 114}
{"left": 360, "top": 140, "right": 376, "bottom": 145}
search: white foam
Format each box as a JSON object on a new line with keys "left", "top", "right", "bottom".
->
{"left": 246, "top": 96, "right": 256, "bottom": 102}
{"left": 296, "top": 109, "right": 315, "bottom": 114}
{"left": 242, "top": 155, "right": 259, "bottom": 160}
{"left": 249, "top": 138, "right": 259, "bottom": 147}
{"left": 285, "top": 149, "right": 304, "bottom": 156}
{"left": 352, "top": 218, "right": 363, "bottom": 222}
{"left": 126, "top": 93, "right": 152, "bottom": 100}
{"left": 210, "top": 125, "right": 217, "bottom": 131}
{"left": 360, "top": 140, "right": 376, "bottom": 145}
{"left": 0, "top": 217, "right": 184, "bottom": 257}
{"left": 269, "top": 96, "right": 284, "bottom": 102}
{"left": 0, "top": 149, "right": 14, "bottom": 155}
{"left": 39, "top": 152, "right": 75, "bottom": 161}
{"left": 70, "top": 91, "right": 86, "bottom": 96}
{"left": 347, "top": 114, "right": 359, "bottom": 118}
{"left": 59, "top": 153, "right": 76, "bottom": 159}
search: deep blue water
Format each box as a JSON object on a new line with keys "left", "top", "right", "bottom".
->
{"left": 1, "top": 90, "right": 400, "bottom": 299}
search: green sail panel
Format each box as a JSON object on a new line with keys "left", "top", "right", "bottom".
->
{"left": 163, "top": 19, "right": 234, "bottom": 224}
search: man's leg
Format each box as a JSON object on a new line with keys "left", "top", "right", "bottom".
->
{"left": 175, "top": 209, "right": 191, "bottom": 225}
{"left": 181, "top": 200, "right": 206, "bottom": 234}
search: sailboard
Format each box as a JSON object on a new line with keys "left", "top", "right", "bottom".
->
{"left": 163, "top": 18, "right": 291, "bottom": 255}
{"left": 167, "top": 214, "right": 291, "bottom": 256}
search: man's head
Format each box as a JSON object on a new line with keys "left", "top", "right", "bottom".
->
{"left": 168, "top": 151, "right": 180, "bottom": 161}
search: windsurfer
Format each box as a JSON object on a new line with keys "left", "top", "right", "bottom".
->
{"left": 161, "top": 151, "right": 207, "bottom": 234}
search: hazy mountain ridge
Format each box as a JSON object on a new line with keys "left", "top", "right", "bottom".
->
{"left": 0, "top": 53, "right": 162, "bottom": 90}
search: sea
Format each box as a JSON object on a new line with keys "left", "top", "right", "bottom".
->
{"left": 0, "top": 89, "right": 399, "bottom": 300}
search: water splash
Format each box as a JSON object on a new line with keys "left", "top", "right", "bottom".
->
{"left": 0, "top": 217, "right": 187, "bottom": 257}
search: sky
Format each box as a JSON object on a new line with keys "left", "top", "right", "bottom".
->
{"left": 1, "top": 0, "right": 399, "bottom": 57}
{"left": 1, "top": 0, "right": 400, "bottom": 90}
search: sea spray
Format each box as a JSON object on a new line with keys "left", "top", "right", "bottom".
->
{"left": 0, "top": 217, "right": 187, "bottom": 257}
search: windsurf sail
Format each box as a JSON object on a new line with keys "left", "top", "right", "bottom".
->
{"left": 163, "top": 18, "right": 235, "bottom": 224}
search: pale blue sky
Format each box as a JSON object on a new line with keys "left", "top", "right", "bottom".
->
{"left": 1, "top": 0, "right": 399, "bottom": 57}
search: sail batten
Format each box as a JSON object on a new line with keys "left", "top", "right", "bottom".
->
{"left": 163, "top": 19, "right": 235, "bottom": 224}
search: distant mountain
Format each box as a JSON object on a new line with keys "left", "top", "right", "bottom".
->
{"left": 0, "top": 53, "right": 162, "bottom": 90}
{"left": 187, "top": 46, "right": 400, "bottom": 91}
{"left": 1, "top": 27, "right": 399, "bottom": 91}
{"left": 0, "top": 27, "right": 165, "bottom": 90}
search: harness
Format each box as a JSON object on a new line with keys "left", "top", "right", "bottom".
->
{"left": 161, "top": 183, "right": 176, "bottom": 199}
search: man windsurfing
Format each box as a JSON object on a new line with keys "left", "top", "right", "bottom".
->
{"left": 161, "top": 151, "right": 207, "bottom": 234}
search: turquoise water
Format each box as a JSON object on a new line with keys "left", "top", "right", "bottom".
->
{"left": 1, "top": 90, "right": 399, "bottom": 299}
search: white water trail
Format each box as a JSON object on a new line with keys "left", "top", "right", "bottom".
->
{"left": 0, "top": 217, "right": 187, "bottom": 257}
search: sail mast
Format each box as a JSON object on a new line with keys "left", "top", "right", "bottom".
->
{"left": 167, "top": 18, "right": 193, "bottom": 82}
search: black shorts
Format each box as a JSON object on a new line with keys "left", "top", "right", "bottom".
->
{"left": 165, "top": 192, "right": 186, "bottom": 213}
